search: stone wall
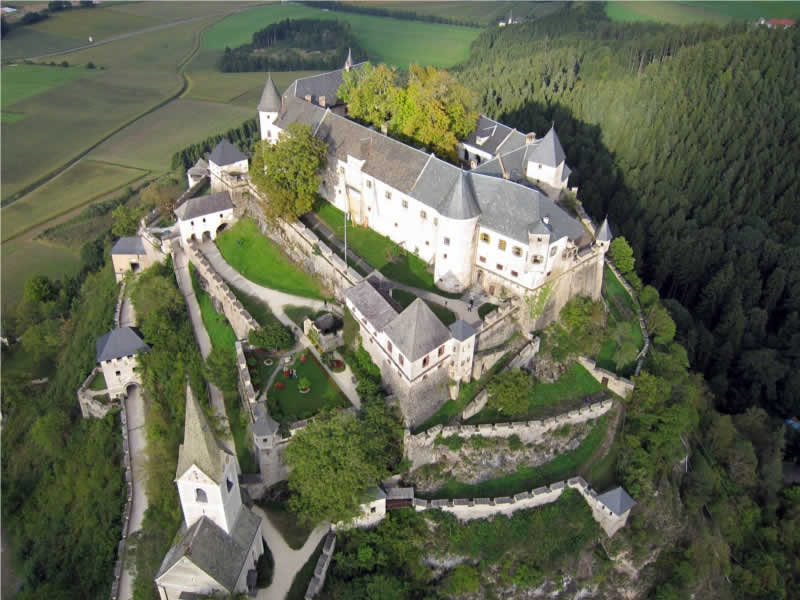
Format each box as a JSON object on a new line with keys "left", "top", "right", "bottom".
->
{"left": 78, "top": 367, "right": 116, "bottom": 419}
{"left": 404, "top": 399, "right": 614, "bottom": 470}
{"left": 577, "top": 356, "right": 635, "bottom": 398}
{"left": 461, "top": 389, "right": 488, "bottom": 420}
{"left": 305, "top": 531, "right": 336, "bottom": 600}
{"left": 185, "top": 241, "right": 259, "bottom": 340}
{"left": 473, "top": 300, "right": 520, "bottom": 352}
{"left": 109, "top": 392, "right": 135, "bottom": 600}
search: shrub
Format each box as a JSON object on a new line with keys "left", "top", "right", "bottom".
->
{"left": 249, "top": 322, "right": 294, "bottom": 351}
{"left": 441, "top": 564, "right": 480, "bottom": 596}
{"left": 470, "top": 436, "right": 496, "bottom": 450}
{"left": 87, "top": 62, "right": 95, "bottom": 69}
{"left": 508, "top": 434, "right": 523, "bottom": 451}
{"left": 60, "top": 60, "right": 69, "bottom": 68}
{"left": 298, "top": 377, "right": 311, "bottom": 391}
{"left": 435, "top": 434, "right": 465, "bottom": 451}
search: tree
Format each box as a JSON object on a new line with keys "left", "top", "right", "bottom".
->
{"left": 248, "top": 322, "right": 294, "bottom": 350}
{"left": 338, "top": 62, "right": 400, "bottom": 126}
{"left": 206, "top": 346, "right": 237, "bottom": 392}
{"left": 250, "top": 123, "right": 327, "bottom": 221}
{"left": 609, "top": 237, "right": 635, "bottom": 275}
{"left": 441, "top": 564, "right": 480, "bottom": 596}
{"left": 487, "top": 369, "right": 530, "bottom": 415}
{"left": 140, "top": 181, "right": 181, "bottom": 214}
{"left": 20, "top": 319, "right": 62, "bottom": 365}
{"left": 285, "top": 411, "right": 386, "bottom": 525}
{"left": 111, "top": 204, "right": 139, "bottom": 237}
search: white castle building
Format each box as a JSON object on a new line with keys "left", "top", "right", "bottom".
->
{"left": 95, "top": 326, "right": 150, "bottom": 399}
{"left": 155, "top": 384, "right": 264, "bottom": 599}
{"left": 256, "top": 62, "right": 608, "bottom": 301}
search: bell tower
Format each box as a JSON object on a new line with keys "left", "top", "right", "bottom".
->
{"left": 258, "top": 72, "right": 282, "bottom": 142}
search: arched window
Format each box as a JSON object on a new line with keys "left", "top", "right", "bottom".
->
{"left": 195, "top": 488, "right": 208, "bottom": 503}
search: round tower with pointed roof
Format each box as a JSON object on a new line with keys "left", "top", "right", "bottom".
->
{"left": 258, "top": 72, "right": 282, "bottom": 142}
{"left": 434, "top": 171, "right": 481, "bottom": 293}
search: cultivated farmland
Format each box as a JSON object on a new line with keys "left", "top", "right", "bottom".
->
{"left": 605, "top": 1, "right": 800, "bottom": 25}
{"left": 1, "top": 64, "right": 98, "bottom": 119}
{"left": 347, "top": 1, "right": 566, "bottom": 25}
{"left": 1, "top": 237, "right": 81, "bottom": 308}
{"left": 203, "top": 3, "right": 481, "bottom": 68}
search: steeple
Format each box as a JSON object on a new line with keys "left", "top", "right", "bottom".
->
{"left": 176, "top": 383, "right": 227, "bottom": 483}
{"left": 344, "top": 47, "right": 353, "bottom": 72}
{"left": 257, "top": 72, "right": 281, "bottom": 113}
{"left": 596, "top": 217, "right": 612, "bottom": 243}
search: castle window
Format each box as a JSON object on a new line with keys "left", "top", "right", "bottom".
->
{"left": 479, "top": 256, "right": 486, "bottom": 263}
{"left": 511, "top": 270, "right": 519, "bottom": 277}
{"left": 399, "top": 355, "right": 404, "bottom": 366}
{"left": 420, "top": 210, "right": 427, "bottom": 219}
{"left": 116, "top": 371, "right": 121, "bottom": 376}
{"left": 444, "top": 237, "right": 450, "bottom": 246}
{"left": 402, "top": 200, "right": 409, "bottom": 209}
{"left": 532, "top": 255, "right": 543, "bottom": 264}
{"left": 387, "top": 341, "right": 392, "bottom": 353}
{"left": 196, "top": 489, "right": 208, "bottom": 503}
{"left": 443, "top": 253, "right": 447, "bottom": 259}
{"left": 425, "top": 241, "right": 429, "bottom": 246}
{"left": 227, "top": 478, "right": 233, "bottom": 492}
{"left": 385, "top": 190, "right": 392, "bottom": 199}
{"left": 366, "top": 180, "right": 372, "bottom": 188}
{"left": 438, "top": 345, "right": 445, "bottom": 357}
{"left": 512, "top": 246, "right": 522, "bottom": 257}
{"left": 537, "top": 237, "right": 542, "bottom": 242}
{"left": 480, "top": 233, "right": 490, "bottom": 243}
{"left": 496, "top": 264, "right": 503, "bottom": 271}
{"left": 371, "top": 506, "right": 377, "bottom": 513}
{"left": 219, "top": 213, "right": 224, "bottom": 219}
{"left": 394, "top": 223, "right": 398, "bottom": 227}
{"left": 422, "top": 356, "right": 430, "bottom": 368}
{"left": 202, "top": 218, "right": 206, "bottom": 223}
{"left": 338, "top": 166, "right": 345, "bottom": 175}
{"left": 434, "top": 218, "right": 438, "bottom": 225}
{"left": 550, "top": 246, "right": 557, "bottom": 257}
{"left": 498, "top": 240, "right": 506, "bottom": 251}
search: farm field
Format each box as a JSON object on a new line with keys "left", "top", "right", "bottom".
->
{"left": 1, "top": 237, "right": 81, "bottom": 309}
{"left": 1, "top": 64, "right": 98, "bottom": 120}
{"left": 347, "top": 1, "right": 566, "bottom": 25}
{"left": 605, "top": 1, "right": 800, "bottom": 24}
{"left": 88, "top": 98, "right": 253, "bottom": 171}
{"left": 1, "top": 160, "right": 147, "bottom": 242}
{"left": 203, "top": 3, "right": 481, "bottom": 68}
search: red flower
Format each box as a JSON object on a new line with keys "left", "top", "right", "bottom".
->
{"left": 283, "top": 370, "right": 289, "bottom": 377}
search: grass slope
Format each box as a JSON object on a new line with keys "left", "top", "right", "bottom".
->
{"left": 1, "top": 237, "right": 80, "bottom": 309}
{"left": 606, "top": 1, "right": 800, "bottom": 25}
{"left": 596, "top": 264, "right": 643, "bottom": 374}
{"left": 1, "top": 160, "right": 146, "bottom": 241}
{"left": 349, "top": 1, "right": 566, "bottom": 25}
{"left": 189, "top": 262, "right": 238, "bottom": 352}
{"left": 1, "top": 64, "right": 98, "bottom": 112}
{"left": 203, "top": 3, "right": 480, "bottom": 68}
{"left": 215, "top": 218, "right": 324, "bottom": 299}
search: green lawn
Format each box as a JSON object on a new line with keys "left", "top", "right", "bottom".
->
{"left": 390, "top": 288, "right": 456, "bottom": 326}
{"left": 1, "top": 237, "right": 81, "bottom": 310}
{"left": 1, "top": 160, "right": 147, "bottom": 241}
{"left": 284, "top": 305, "right": 327, "bottom": 329}
{"left": 89, "top": 371, "right": 107, "bottom": 391}
{"left": 230, "top": 285, "right": 283, "bottom": 329}
{"left": 203, "top": 3, "right": 481, "bottom": 68}
{"left": 605, "top": 1, "right": 800, "bottom": 24}
{"left": 1, "top": 64, "right": 98, "bottom": 117}
{"left": 466, "top": 362, "right": 605, "bottom": 425}
{"left": 478, "top": 302, "right": 498, "bottom": 320}
{"left": 189, "top": 263, "right": 238, "bottom": 351}
{"left": 596, "top": 265, "right": 643, "bottom": 375}
{"left": 216, "top": 218, "right": 324, "bottom": 300}
{"left": 350, "top": 1, "right": 566, "bottom": 26}
{"left": 267, "top": 351, "right": 349, "bottom": 425}
{"left": 422, "top": 414, "right": 609, "bottom": 499}
{"left": 315, "top": 200, "right": 460, "bottom": 297}
{"left": 257, "top": 500, "right": 315, "bottom": 550}
{"left": 286, "top": 536, "right": 326, "bottom": 600}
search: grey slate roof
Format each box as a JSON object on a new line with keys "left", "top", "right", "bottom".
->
{"left": 526, "top": 125, "right": 566, "bottom": 168}
{"left": 96, "top": 327, "right": 150, "bottom": 362}
{"left": 528, "top": 219, "right": 552, "bottom": 237}
{"left": 596, "top": 487, "right": 636, "bottom": 516}
{"left": 155, "top": 508, "right": 261, "bottom": 593}
{"left": 252, "top": 403, "right": 279, "bottom": 437}
{"left": 291, "top": 62, "right": 366, "bottom": 106}
{"left": 111, "top": 236, "right": 146, "bottom": 256}
{"left": 383, "top": 299, "right": 452, "bottom": 362}
{"left": 274, "top": 93, "right": 328, "bottom": 133}
{"left": 596, "top": 217, "right": 612, "bottom": 242}
{"left": 174, "top": 191, "right": 233, "bottom": 221}
{"left": 344, "top": 279, "right": 398, "bottom": 331}
{"left": 463, "top": 115, "right": 518, "bottom": 155}
{"left": 449, "top": 319, "right": 477, "bottom": 341}
{"left": 176, "top": 383, "right": 232, "bottom": 483}
{"left": 438, "top": 170, "right": 481, "bottom": 220}
{"left": 208, "top": 139, "right": 247, "bottom": 167}
{"left": 257, "top": 73, "right": 282, "bottom": 113}
{"left": 187, "top": 158, "right": 209, "bottom": 177}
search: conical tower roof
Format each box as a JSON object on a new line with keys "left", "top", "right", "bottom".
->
{"left": 439, "top": 171, "right": 481, "bottom": 220}
{"left": 258, "top": 72, "right": 281, "bottom": 113}
{"left": 596, "top": 217, "right": 612, "bottom": 242}
{"left": 526, "top": 124, "right": 566, "bottom": 168}
{"left": 176, "top": 383, "right": 227, "bottom": 483}
{"left": 345, "top": 47, "right": 353, "bottom": 70}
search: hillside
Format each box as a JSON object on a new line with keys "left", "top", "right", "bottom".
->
{"left": 457, "top": 4, "right": 800, "bottom": 423}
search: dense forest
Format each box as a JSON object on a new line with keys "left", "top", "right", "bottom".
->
{"left": 219, "top": 19, "right": 367, "bottom": 73}
{"left": 457, "top": 4, "right": 800, "bottom": 424}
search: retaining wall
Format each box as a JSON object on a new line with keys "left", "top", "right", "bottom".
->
{"left": 405, "top": 399, "right": 613, "bottom": 470}
{"left": 185, "top": 241, "right": 259, "bottom": 340}
{"left": 576, "top": 357, "right": 635, "bottom": 398}
{"left": 304, "top": 531, "right": 336, "bottom": 600}
{"left": 78, "top": 367, "right": 116, "bottom": 419}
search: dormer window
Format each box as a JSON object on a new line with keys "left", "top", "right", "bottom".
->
{"left": 532, "top": 255, "right": 543, "bottom": 264}
{"left": 420, "top": 210, "right": 427, "bottom": 219}
{"left": 422, "top": 356, "right": 430, "bottom": 368}
{"left": 476, "top": 135, "right": 489, "bottom": 146}
{"left": 366, "top": 180, "right": 372, "bottom": 188}
{"left": 196, "top": 488, "right": 208, "bottom": 503}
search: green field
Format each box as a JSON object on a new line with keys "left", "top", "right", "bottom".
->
{"left": 88, "top": 98, "right": 253, "bottom": 171}
{"left": 216, "top": 218, "right": 325, "bottom": 299}
{"left": 1, "top": 237, "right": 81, "bottom": 309}
{"left": 203, "top": 3, "right": 481, "bottom": 68}
{"left": 605, "top": 1, "right": 800, "bottom": 24}
{"left": 1, "top": 64, "right": 98, "bottom": 122}
{"left": 1, "top": 160, "right": 147, "bottom": 241}
{"left": 189, "top": 263, "right": 239, "bottom": 351}
{"left": 349, "top": 1, "right": 566, "bottom": 25}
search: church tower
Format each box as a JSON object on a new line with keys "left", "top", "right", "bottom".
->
{"left": 258, "top": 72, "right": 282, "bottom": 142}
{"left": 175, "top": 384, "right": 242, "bottom": 535}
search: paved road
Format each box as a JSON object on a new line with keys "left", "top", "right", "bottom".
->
{"left": 252, "top": 506, "right": 329, "bottom": 600}
{"left": 172, "top": 245, "right": 235, "bottom": 455}
{"left": 198, "top": 241, "right": 361, "bottom": 408}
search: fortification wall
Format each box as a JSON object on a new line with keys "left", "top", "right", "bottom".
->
{"left": 577, "top": 356, "right": 635, "bottom": 398}
{"left": 404, "top": 399, "right": 613, "bottom": 470}
{"left": 474, "top": 300, "right": 520, "bottom": 352}
{"left": 305, "top": 531, "right": 336, "bottom": 600}
{"left": 185, "top": 241, "right": 259, "bottom": 340}
{"left": 461, "top": 389, "right": 488, "bottom": 420}
{"left": 237, "top": 189, "right": 361, "bottom": 301}
{"left": 78, "top": 367, "right": 117, "bottom": 419}
{"left": 235, "top": 341, "right": 258, "bottom": 405}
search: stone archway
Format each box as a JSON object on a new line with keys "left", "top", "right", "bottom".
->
{"left": 202, "top": 230, "right": 212, "bottom": 243}
{"left": 216, "top": 222, "right": 228, "bottom": 235}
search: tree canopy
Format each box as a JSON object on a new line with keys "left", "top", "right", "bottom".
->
{"left": 250, "top": 122, "right": 328, "bottom": 221}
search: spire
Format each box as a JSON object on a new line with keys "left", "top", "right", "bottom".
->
{"left": 596, "top": 217, "right": 612, "bottom": 242}
{"left": 344, "top": 47, "right": 352, "bottom": 71}
{"left": 257, "top": 71, "right": 281, "bottom": 113}
{"left": 176, "top": 383, "right": 227, "bottom": 483}
{"left": 439, "top": 171, "right": 481, "bottom": 220}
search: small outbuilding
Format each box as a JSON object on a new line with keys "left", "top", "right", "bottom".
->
{"left": 174, "top": 191, "right": 235, "bottom": 244}
{"left": 96, "top": 326, "right": 150, "bottom": 398}
{"left": 110, "top": 236, "right": 161, "bottom": 282}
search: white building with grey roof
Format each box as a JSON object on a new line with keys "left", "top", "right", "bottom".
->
{"left": 110, "top": 235, "right": 165, "bottom": 282}
{"left": 95, "top": 326, "right": 150, "bottom": 398}
{"left": 256, "top": 59, "right": 607, "bottom": 305}
{"left": 207, "top": 138, "right": 249, "bottom": 195}
{"left": 174, "top": 190, "right": 234, "bottom": 244}
{"left": 156, "top": 384, "right": 264, "bottom": 600}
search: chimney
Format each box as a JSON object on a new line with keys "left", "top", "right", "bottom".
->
{"left": 319, "top": 95, "right": 326, "bottom": 108}
{"left": 497, "top": 154, "right": 509, "bottom": 179}
{"left": 526, "top": 132, "right": 536, "bottom": 145}
{"left": 304, "top": 94, "right": 312, "bottom": 103}
{"left": 543, "top": 215, "right": 550, "bottom": 225}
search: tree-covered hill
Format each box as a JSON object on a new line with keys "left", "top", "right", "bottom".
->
{"left": 457, "top": 3, "right": 800, "bottom": 421}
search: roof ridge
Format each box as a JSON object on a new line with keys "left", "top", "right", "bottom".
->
{"left": 321, "top": 110, "right": 434, "bottom": 161}
{"left": 409, "top": 153, "right": 434, "bottom": 193}
{"left": 293, "top": 62, "right": 367, "bottom": 83}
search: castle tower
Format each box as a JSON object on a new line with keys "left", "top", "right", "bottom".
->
{"left": 524, "top": 124, "right": 569, "bottom": 189}
{"left": 595, "top": 216, "right": 612, "bottom": 251}
{"left": 434, "top": 170, "right": 481, "bottom": 293}
{"left": 344, "top": 47, "right": 353, "bottom": 72}
{"left": 258, "top": 72, "right": 282, "bottom": 142}
{"left": 175, "top": 384, "right": 242, "bottom": 535}
{"left": 527, "top": 217, "right": 551, "bottom": 276}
